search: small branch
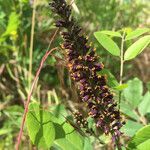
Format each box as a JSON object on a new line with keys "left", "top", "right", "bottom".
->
{"left": 47, "top": 28, "right": 59, "bottom": 52}
{"left": 15, "top": 47, "right": 58, "bottom": 150}
{"left": 29, "top": 0, "right": 37, "bottom": 88}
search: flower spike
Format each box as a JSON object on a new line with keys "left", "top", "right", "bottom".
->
{"left": 50, "top": 0, "right": 125, "bottom": 148}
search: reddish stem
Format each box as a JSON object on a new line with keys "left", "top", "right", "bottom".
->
{"left": 16, "top": 48, "right": 57, "bottom": 150}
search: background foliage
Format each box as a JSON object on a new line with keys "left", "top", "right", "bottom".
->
{"left": 0, "top": 0, "right": 150, "bottom": 149}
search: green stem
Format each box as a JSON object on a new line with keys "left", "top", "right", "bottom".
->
{"left": 29, "top": 0, "right": 37, "bottom": 88}
{"left": 118, "top": 31, "right": 125, "bottom": 109}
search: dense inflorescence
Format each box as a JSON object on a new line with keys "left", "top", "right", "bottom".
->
{"left": 73, "top": 112, "right": 89, "bottom": 131}
{"left": 50, "top": 0, "right": 125, "bottom": 147}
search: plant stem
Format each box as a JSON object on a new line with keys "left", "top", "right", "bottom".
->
{"left": 29, "top": 0, "right": 37, "bottom": 88}
{"left": 16, "top": 28, "right": 59, "bottom": 149}
{"left": 117, "top": 32, "right": 126, "bottom": 149}
{"left": 119, "top": 32, "right": 125, "bottom": 85}
{"left": 118, "top": 31, "right": 125, "bottom": 109}
{"left": 15, "top": 47, "right": 57, "bottom": 150}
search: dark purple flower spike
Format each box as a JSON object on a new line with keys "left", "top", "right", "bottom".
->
{"left": 50, "top": 0, "right": 125, "bottom": 148}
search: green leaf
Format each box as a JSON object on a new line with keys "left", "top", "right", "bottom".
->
{"left": 50, "top": 104, "right": 68, "bottom": 122}
{"left": 83, "top": 138, "right": 93, "bottom": 150}
{"left": 21, "top": 0, "right": 29, "bottom": 3}
{"left": 100, "top": 30, "right": 122, "bottom": 37}
{"left": 54, "top": 139, "right": 78, "bottom": 150}
{"left": 63, "top": 123, "right": 84, "bottom": 149}
{"left": 138, "top": 92, "right": 150, "bottom": 116}
{"left": 128, "top": 125, "right": 150, "bottom": 149}
{"left": 94, "top": 32, "right": 120, "bottom": 56}
{"left": 120, "top": 102, "right": 139, "bottom": 121}
{"left": 99, "top": 69, "right": 119, "bottom": 87}
{"left": 114, "top": 84, "right": 128, "bottom": 91}
{"left": 125, "top": 28, "right": 150, "bottom": 40}
{"left": 2, "top": 12, "right": 20, "bottom": 37}
{"left": 26, "top": 103, "right": 55, "bottom": 149}
{"left": 124, "top": 35, "right": 150, "bottom": 60}
{"left": 0, "top": 129, "right": 11, "bottom": 136}
{"left": 123, "top": 78, "right": 143, "bottom": 108}
{"left": 53, "top": 123, "right": 66, "bottom": 140}
{"left": 27, "top": 103, "right": 85, "bottom": 150}
{"left": 146, "top": 81, "right": 150, "bottom": 91}
{"left": 137, "top": 138, "right": 150, "bottom": 150}
{"left": 5, "top": 105, "right": 24, "bottom": 127}
{"left": 54, "top": 122, "right": 84, "bottom": 150}
{"left": 121, "top": 120, "right": 143, "bottom": 137}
